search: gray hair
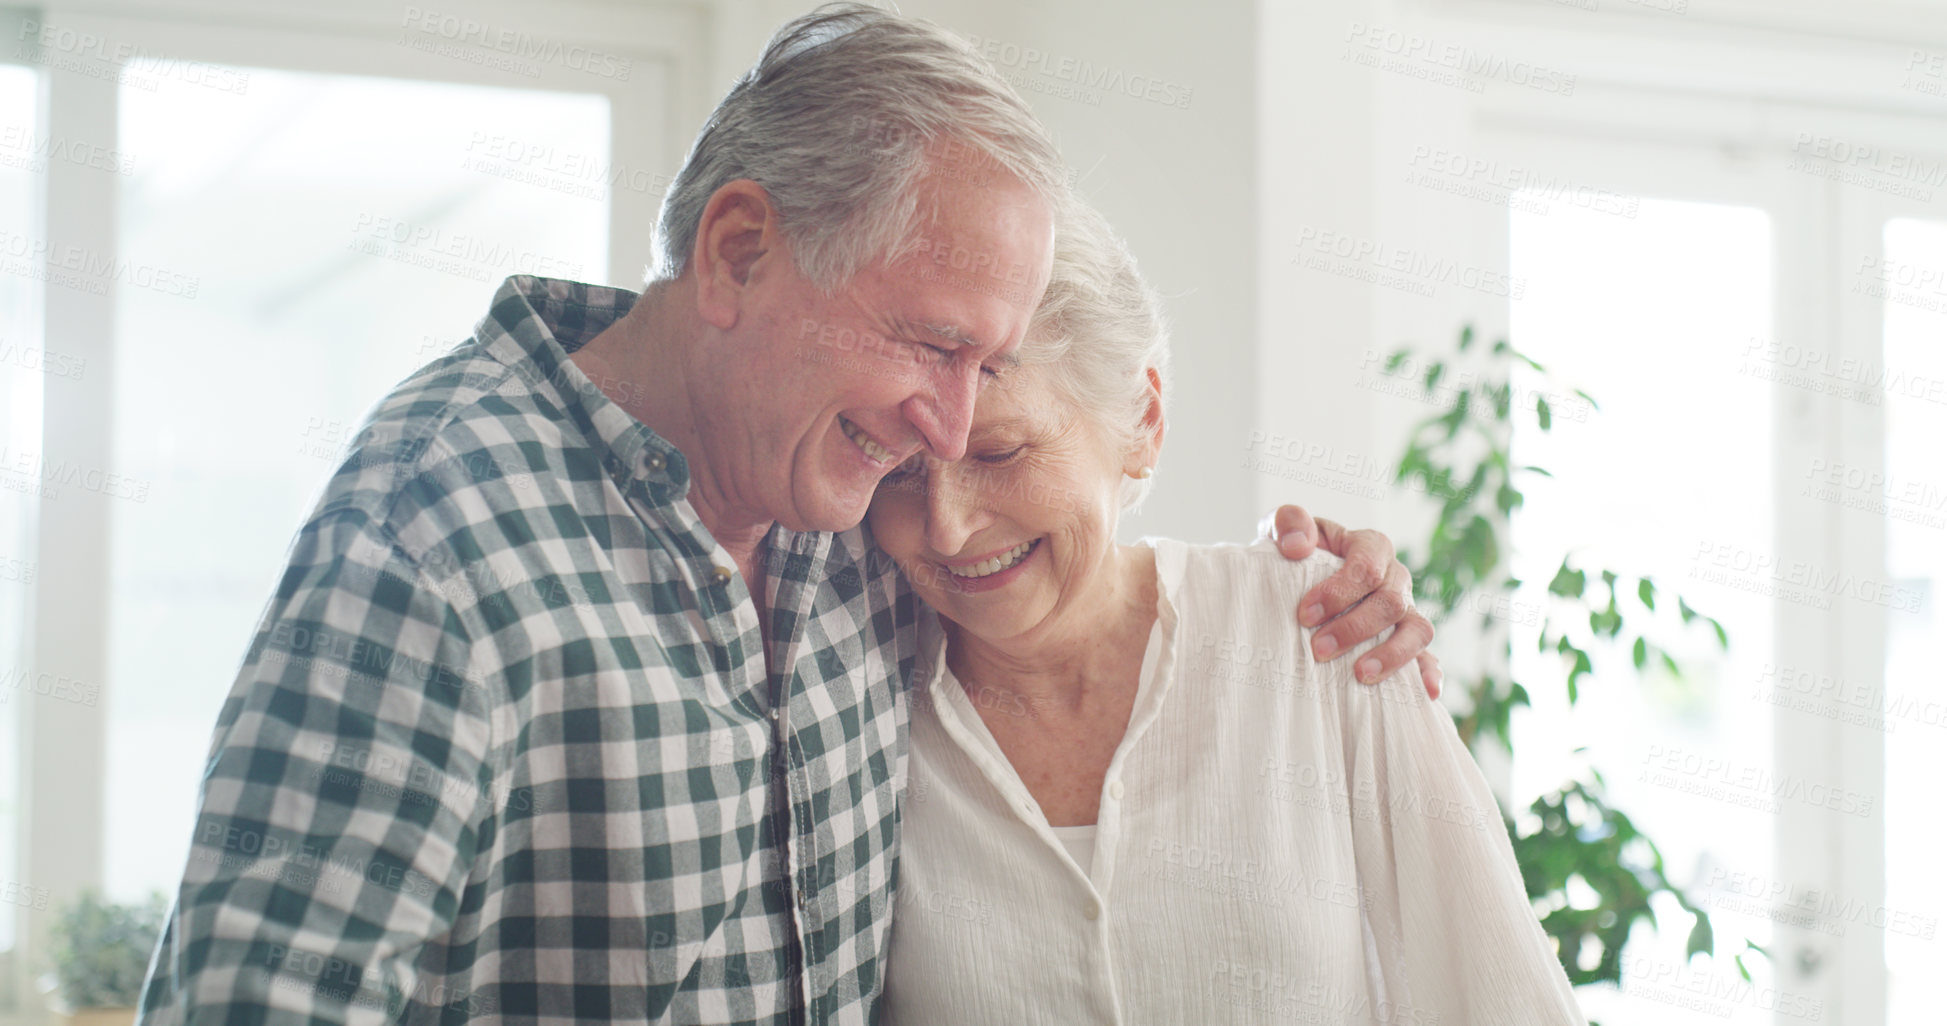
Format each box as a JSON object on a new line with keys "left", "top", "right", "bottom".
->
{"left": 652, "top": 2, "right": 1068, "bottom": 291}
{"left": 1019, "top": 199, "right": 1174, "bottom": 511}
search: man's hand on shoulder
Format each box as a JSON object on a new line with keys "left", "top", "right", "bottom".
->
{"left": 1261, "top": 504, "right": 1441, "bottom": 698}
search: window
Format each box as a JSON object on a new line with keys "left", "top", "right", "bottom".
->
{"left": 0, "top": 61, "right": 43, "bottom": 1013}
{"left": 0, "top": 7, "right": 683, "bottom": 1021}
{"left": 103, "top": 67, "right": 610, "bottom": 902}
{"left": 1509, "top": 195, "right": 1779, "bottom": 1024}
{"left": 1877, "top": 215, "right": 1946, "bottom": 1025}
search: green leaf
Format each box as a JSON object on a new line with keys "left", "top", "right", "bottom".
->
{"left": 1686, "top": 913, "right": 1715, "bottom": 959}
{"left": 1548, "top": 562, "right": 1586, "bottom": 598}
{"left": 1385, "top": 349, "right": 1410, "bottom": 373}
{"left": 1632, "top": 637, "right": 1648, "bottom": 670}
{"left": 1637, "top": 578, "right": 1655, "bottom": 611}
{"left": 1425, "top": 361, "right": 1447, "bottom": 393}
{"left": 1522, "top": 464, "right": 1554, "bottom": 477}
{"left": 1678, "top": 597, "right": 1697, "bottom": 624}
{"left": 1708, "top": 616, "right": 1729, "bottom": 649}
{"left": 1460, "top": 325, "right": 1476, "bottom": 351}
{"left": 1536, "top": 396, "right": 1553, "bottom": 430}
{"left": 1567, "top": 649, "right": 1593, "bottom": 704}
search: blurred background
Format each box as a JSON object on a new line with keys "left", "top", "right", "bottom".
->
{"left": 0, "top": 0, "right": 1940, "bottom": 1022}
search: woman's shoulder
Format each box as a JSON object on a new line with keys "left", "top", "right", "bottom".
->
{"left": 1140, "top": 537, "right": 1345, "bottom": 620}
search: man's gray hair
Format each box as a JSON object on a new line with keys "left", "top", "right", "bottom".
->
{"left": 653, "top": 2, "right": 1067, "bottom": 291}
{"left": 1021, "top": 199, "right": 1174, "bottom": 511}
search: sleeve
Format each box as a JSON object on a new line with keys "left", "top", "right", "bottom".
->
{"left": 1329, "top": 640, "right": 1587, "bottom": 1025}
{"left": 137, "top": 507, "right": 495, "bottom": 1026}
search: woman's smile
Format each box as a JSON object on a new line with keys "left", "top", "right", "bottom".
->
{"left": 934, "top": 538, "right": 1044, "bottom": 593}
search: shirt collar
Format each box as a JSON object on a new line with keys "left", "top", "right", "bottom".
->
{"left": 472, "top": 274, "right": 688, "bottom": 503}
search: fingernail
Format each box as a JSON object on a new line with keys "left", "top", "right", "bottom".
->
{"left": 1314, "top": 635, "right": 1338, "bottom": 659}
{"left": 1300, "top": 603, "right": 1324, "bottom": 626}
{"left": 1281, "top": 535, "right": 1301, "bottom": 556}
{"left": 1357, "top": 658, "right": 1380, "bottom": 682}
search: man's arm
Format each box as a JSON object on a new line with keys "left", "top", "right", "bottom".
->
{"left": 1261, "top": 504, "right": 1441, "bottom": 697}
{"left": 140, "top": 511, "right": 491, "bottom": 1026}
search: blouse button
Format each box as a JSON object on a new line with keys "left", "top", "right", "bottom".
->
{"left": 645, "top": 451, "right": 666, "bottom": 472}
{"left": 1107, "top": 780, "right": 1124, "bottom": 801}
{"left": 1082, "top": 899, "right": 1101, "bottom": 921}
{"left": 713, "top": 565, "right": 734, "bottom": 585}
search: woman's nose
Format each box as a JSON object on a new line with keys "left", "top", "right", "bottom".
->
{"left": 923, "top": 465, "right": 994, "bottom": 557}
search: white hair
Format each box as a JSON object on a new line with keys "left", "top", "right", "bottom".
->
{"left": 652, "top": 2, "right": 1068, "bottom": 292}
{"left": 1018, "top": 199, "right": 1174, "bottom": 511}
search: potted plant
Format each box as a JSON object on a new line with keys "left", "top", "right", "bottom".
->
{"left": 40, "top": 891, "right": 168, "bottom": 1026}
{"left": 1382, "top": 327, "right": 1765, "bottom": 1016}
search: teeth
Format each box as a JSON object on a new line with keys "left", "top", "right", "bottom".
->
{"left": 945, "top": 540, "right": 1036, "bottom": 579}
{"left": 841, "top": 418, "right": 895, "bottom": 463}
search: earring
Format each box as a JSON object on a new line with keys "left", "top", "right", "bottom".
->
{"left": 1137, "top": 466, "right": 1154, "bottom": 480}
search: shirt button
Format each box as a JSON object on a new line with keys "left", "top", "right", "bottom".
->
{"left": 1082, "top": 899, "right": 1100, "bottom": 921}
{"left": 645, "top": 451, "right": 666, "bottom": 472}
{"left": 1107, "top": 780, "right": 1124, "bottom": 801}
{"left": 713, "top": 565, "right": 733, "bottom": 585}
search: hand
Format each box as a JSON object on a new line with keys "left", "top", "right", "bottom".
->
{"left": 1261, "top": 504, "right": 1441, "bottom": 699}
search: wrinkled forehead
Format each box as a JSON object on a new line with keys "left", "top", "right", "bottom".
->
{"left": 970, "top": 361, "right": 1064, "bottom": 437}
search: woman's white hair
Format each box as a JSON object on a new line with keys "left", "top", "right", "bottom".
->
{"left": 1019, "top": 199, "right": 1174, "bottom": 511}
{"left": 652, "top": 2, "right": 1068, "bottom": 292}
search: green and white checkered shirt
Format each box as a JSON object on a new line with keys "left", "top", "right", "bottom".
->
{"left": 139, "top": 275, "right": 916, "bottom": 1026}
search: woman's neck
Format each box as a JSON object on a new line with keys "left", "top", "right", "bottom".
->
{"left": 943, "top": 544, "right": 1160, "bottom": 713}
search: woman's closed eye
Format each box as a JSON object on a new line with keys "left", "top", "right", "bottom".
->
{"left": 972, "top": 445, "right": 1026, "bottom": 466}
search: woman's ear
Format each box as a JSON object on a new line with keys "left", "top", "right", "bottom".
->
{"left": 1138, "top": 365, "right": 1167, "bottom": 465}
{"left": 691, "top": 179, "right": 782, "bottom": 330}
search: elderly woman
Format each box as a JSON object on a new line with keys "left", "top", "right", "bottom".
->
{"left": 870, "top": 203, "right": 1584, "bottom": 1024}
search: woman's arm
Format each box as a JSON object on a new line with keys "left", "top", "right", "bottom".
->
{"left": 1328, "top": 647, "right": 1586, "bottom": 1025}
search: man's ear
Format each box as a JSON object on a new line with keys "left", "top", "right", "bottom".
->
{"left": 691, "top": 179, "right": 781, "bottom": 331}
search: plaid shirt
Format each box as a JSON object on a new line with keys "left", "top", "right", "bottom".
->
{"left": 139, "top": 275, "right": 917, "bottom": 1026}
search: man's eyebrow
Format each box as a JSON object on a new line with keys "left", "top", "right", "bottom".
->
{"left": 921, "top": 322, "right": 979, "bottom": 347}
{"left": 917, "top": 320, "right": 1018, "bottom": 367}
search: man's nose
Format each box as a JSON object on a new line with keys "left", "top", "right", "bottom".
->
{"left": 902, "top": 366, "right": 978, "bottom": 463}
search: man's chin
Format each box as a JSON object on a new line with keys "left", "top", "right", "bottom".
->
{"left": 779, "top": 489, "right": 874, "bottom": 535}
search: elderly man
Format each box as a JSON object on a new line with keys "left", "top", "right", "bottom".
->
{"left": 138, "top": 5, "right": 1437, "bottom": 1025}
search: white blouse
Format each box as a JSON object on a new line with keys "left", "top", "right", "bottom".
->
{"left": 881, "top": 538, "right": 1584, "bottom": 1025}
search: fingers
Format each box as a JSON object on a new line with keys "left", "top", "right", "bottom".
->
{"left": 1262, "top": 504, "right": 1319, "bottom": 560}
{"left": 1348, "top": 606, "right": 1435, "bottom": 685}
{"left": 1298, "top": 527, "right": 1393, "bottom": 627}
{"left": 1308, "top": 565, "right": 1409, "bottom": 664}
{"left": 1415, "top": 652, "right": 1443, "bottom": 700}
